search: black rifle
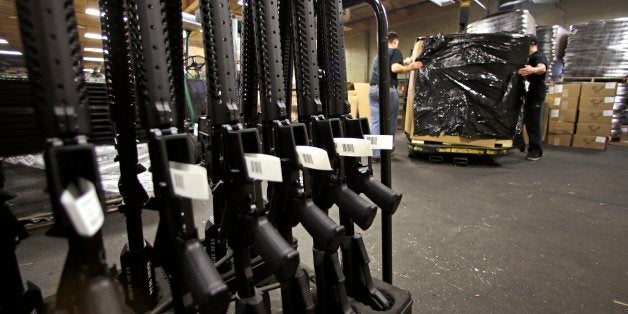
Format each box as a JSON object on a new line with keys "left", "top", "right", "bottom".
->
{"left": 98, "top": 1, "right": 158, "bottom": 311}
{"left": 16, "top": 0, "right": 124, "bottom": 312}
{"left": 0, "top": 161, "right": 45, "bottom": 314}
{"left": 287, "top": 0, "right": 382, "bottom": 312}
{"left": 124, "top": 0, "right": 230, "bottom": 312}
{"left": 316, "top": 0, "right": 401, "bottom": 309}
{"left": 198, "top": 0, "right": 300, "bottom": 311}
{"left": 242, "top": 0, "right": 347, "bottom": 312}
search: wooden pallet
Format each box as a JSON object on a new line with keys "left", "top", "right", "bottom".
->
{"left": 562, "top": 77, "right": 627, "bottom": 83}
{"left": 403, "top": 39, "right": 513, "bottom": 150}
{"left": 409, "top": 132, "right": 513, "bottom": 149}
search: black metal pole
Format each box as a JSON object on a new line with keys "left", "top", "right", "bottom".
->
{"left": 362, "top": 0, "right": 393, "bottom": 285}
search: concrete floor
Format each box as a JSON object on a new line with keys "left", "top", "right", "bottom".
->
{"left": 13, "top": 139, "right": 628, "bottom": 312}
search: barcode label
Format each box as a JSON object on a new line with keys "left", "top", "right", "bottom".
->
{"left": 554, "top": 98, "right": 561, "bottom": 106}
{"left": 173, "top": 173, "right": 185, "bottom": 189}
{"left": 364, "top": 135, "right": 393, "bottom": 150}
{"left": 60, "top": 178, "right": 104, "bottom": 237}
{"left": 603, "top": 110, "right": 613, "bottom": 116}
{"left": 244, "top": 153, "right": 283, "bottom": 182}
{"left": 555, "top": 85, "right": 563, "bottom": 94}
{"left": 595, "top": 136, "right": 606, "bottom": 143}
{"left": 169, "top": 162, "right": 210, "bottom": 200}
{"left": 295, "top": 146, "right": 332, "bottom": 170}
{"left": 604, "top": 97, "right": 614, "bottom": 103}
{"left": 250, "top": 160, "right": 263, "bottom": 173}
{"left": 342, "top": 143, "right": 355, "bottom": 153}
{"left": 302, "top": 153, "right": 314, "bottom": 164}
{"left": 605, "top": 82, "right": 616, "bottom": 89}
{"left": 333, "top": 138, "right": 373, "bottom": 157}
{"left": 550, "top": 110, "right": 559, "bottom": 118}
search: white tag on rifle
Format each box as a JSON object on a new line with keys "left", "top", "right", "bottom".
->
{"left": 364, "top": 135, "right": 393, "bottom": 150}
{"left": 295, "top": 146, "right": 332, "bottom": 171}
{"left": 169, "top": 161, "right": 210, "bottom": 200}
{"left": 60, "top": 178, "right": 104, "bottom": 237}
{"left": 244, "top": 153, "right": 283, "bottom": 182}
{"left": 333, "top": 138, "right": 373, "bottom": 157}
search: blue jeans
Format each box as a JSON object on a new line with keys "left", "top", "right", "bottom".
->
{"left": 369, "top": 85, "right": 399, "bottom": 157}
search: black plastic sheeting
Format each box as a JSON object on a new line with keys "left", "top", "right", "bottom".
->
{"left": 414, "top": 33, "right": 530, "bottom": 139}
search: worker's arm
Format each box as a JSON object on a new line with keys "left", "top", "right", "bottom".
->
{"left": 518, "top": 63, "right": 546, "bottom": 76}
{"left": 391, "top": 61, "right": 422, "bottom": 74}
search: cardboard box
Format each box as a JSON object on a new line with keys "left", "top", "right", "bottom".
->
{"left": 549, "top": 109, "right": 577, "bottom": 122}
{"left": 577, "top": 109, "right": 613, "bottom": 123}
{"left": 620, "top": 125, "right": 628, "bottom": 141}
{"left": 348, "top": 95, "right": 358, "bottom": 117}
{"left": 576, "top": 123, "right": 611, "bottom": 136}
{"left": 549, "top": 83, "right": 581, "bottom": 98}
{"left": 579, "top": 96, "right": 615, "bottom": 110}
{"left": 547, "top": 134, "right": 572, "bottom": 147}
{"left": 580, "top": 82, "right": 618, "bottom": 98}
{"left": 549, "top": 97, "right": 579, "bottom": 110}
{"left": 544, "top": 94, "right": 556, "bottom": 106}
{"left": 354, "top": 83, "right": 371, "bottom": 120}
{"left": 572, "top": 134, "right": 607, "bottom": 150}
{"left": 548, "top": 121, "right": 575, "bottom": 134}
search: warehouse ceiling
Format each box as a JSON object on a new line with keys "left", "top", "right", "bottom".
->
{"left": 0, "top": 0, "right": 460, "bottom": 70}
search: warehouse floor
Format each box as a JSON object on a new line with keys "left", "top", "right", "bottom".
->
{"left": 12, "top": 136, "right": 628, "bottom": 312}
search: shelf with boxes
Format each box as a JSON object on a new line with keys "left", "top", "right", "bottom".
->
{"left": 545, "top": 79, "right": 625, "bottom": 150}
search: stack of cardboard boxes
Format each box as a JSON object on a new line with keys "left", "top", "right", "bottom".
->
{"left": 573, "top": 82, "right": 617, "bottom": 150}
{"left": 545, "top": 82, "right": 618, "bottom": 150}
{"left": 546, "top": 83, "right": 579, "bottom": 147}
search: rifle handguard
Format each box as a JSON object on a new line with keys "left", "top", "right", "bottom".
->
{"left": 335, "top": 184, "right": 377, "bottom": 230}
{"left": 180, "top": 239, "right": 231, "bottom": 313}
{"left": 300, "top": 199, "right": 345, "bottom": 253}
{"left": 353, "top": 176, "right": 402, "bottom": 216}
{"left": 81, "top": 276, "right": 125, "bottom": 314}
{"left": 251, "top": 217, "right": 300, "bottom": 283}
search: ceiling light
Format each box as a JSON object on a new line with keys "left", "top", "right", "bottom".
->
{"left": 0, "top": 50, "right": 22, "bottom": 55}
{"left": 0, "top": 39, "right": 8, "bottom": 44}
{"left": 85, "top": 8, "right": 101, "bottom": 16}
{"left": 84, "top": 57, "right": 104, "bottom": 62}
{"left": 84, "top": 47, "right": 104, "bottom": 53}
{"left": 499, "top": 0, "right": 527, "bottom": 7}
{"left": 429, "top": 0, "right": 455, "bottom": 6}
{"left": 84, "top": 33, "right": 103, "bottom": 40}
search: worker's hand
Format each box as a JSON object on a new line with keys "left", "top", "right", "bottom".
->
{"left": 518, "top": 65, "right": 534, "bottom": 76}
{"left": 409, "top": 61, "right": 423, "bottom": 70}
{"left": 403, "top": 57, "right": 412, "bottom": 65}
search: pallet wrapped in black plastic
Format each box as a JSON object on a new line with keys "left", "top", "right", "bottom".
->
{"left": 413, "top": 33, "right": 530, "bottom": 139}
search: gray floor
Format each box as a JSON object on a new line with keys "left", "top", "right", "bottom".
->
{"left": 13, "top": 140, "right": 628, "bottom": 312}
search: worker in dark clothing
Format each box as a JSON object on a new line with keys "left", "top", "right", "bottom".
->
{"left": 369, "top": 31, "right": 422, "bottom": 158}
{"left": 518, "top": 34, "right": 547, "bottom": 161}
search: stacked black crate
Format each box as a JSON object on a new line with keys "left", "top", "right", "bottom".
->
{"left": 564, "top": 18, "right": 628, "bottom": 78}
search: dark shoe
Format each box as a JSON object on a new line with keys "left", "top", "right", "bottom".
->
{"left": 525, "top": 152, "right": 542, "bottom": 161}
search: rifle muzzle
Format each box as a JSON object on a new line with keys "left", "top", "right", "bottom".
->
{"left": 180, "top": 239, "right": 231, "bottom": 313}
{"left": 300, "top": 199, "right": 345, "bottom": 253}
{"left": 335, "top": 184, "right": 377, "bottom": 230}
